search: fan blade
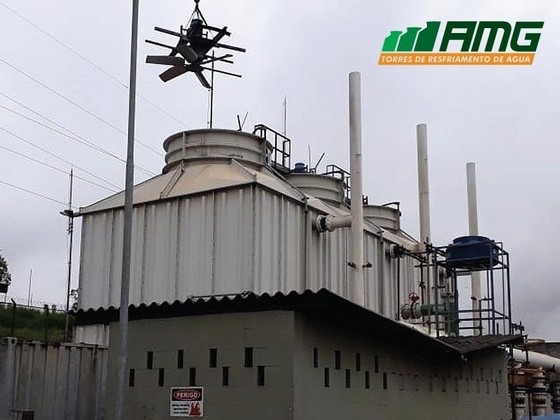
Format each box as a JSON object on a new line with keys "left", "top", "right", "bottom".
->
{"left": 176, "top": 44, "right": 198, "bottom": 63}
{"left": 195, "top": 71, "right": 211, "bottom": 88}
{"left": 159, "top": 66, "right": 188, "bottom": 82}
{"left": 147, "top": 55, "right": 184, "bottom": 66}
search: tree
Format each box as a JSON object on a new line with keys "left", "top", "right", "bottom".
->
{"left": 0, "top": 253, "right": 12, "bottom": 291}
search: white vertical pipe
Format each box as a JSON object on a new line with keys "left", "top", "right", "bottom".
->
{"left": 466, "top": 162, "right": 479, "bottom": 236}
{"left": 466, "top": 162, "right": 482, "bottom": 335}
{"left": 416, "top": 124, "right": 431, "bottom": 244}
{"left": 416, "top": 124, "right": 432, "bottom": 314}
{"left": 349, "top": 72, "right": 364, "bottom": 306}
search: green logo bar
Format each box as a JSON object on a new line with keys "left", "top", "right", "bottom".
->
{"left": 381, "top": 21, "right": 543, "bottom": 53}
{"left": 414, "top": 22, "right": 441, "bottom": 52}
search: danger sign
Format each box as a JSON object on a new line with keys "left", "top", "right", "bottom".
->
{"left": 170, "top": 387, "right": 204, "bottom": 417}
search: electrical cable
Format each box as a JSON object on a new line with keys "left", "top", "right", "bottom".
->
{"left": 0, "top": 125, "right": 122, "bottom": 190}
{"left": 0, "top": 57, "right": 164, "bottom": 157}
{"left": 0, "top": 0, "right": 189, "bottom": 130}
{"left": 0, "top": 179, "right": 76, "bottom": 208}
{"left": 0, "top": 96, "right": 156, "bottom": 176}
{"left": 0, "top": 143, "right": 118, "bottom": 193}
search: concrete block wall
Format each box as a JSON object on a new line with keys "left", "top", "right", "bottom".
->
{"left": 293, "top": 313, "right": 511, "bottom": 420}
{"left": 104, "top": 309, "right": 511, "bottom": 419}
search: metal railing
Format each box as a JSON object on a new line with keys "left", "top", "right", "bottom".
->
{"left": 253, "top": 124, "right": 291, "bottom": 173}
{"left": 324, "top": 164, "right": 351, "bottom": 202}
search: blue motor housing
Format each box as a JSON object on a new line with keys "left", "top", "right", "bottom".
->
{"left": 445, "top": 236, "right": 499, "bottom": 269}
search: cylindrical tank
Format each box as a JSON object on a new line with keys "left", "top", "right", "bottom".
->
{"left": 163, "top": 129, "right": 272, "bottom": 173}
{"left": 286, "top": 173, "right": 345, "bottom": 206}
{"left": 363, "top": 205, "right": 401, "bottom": 231}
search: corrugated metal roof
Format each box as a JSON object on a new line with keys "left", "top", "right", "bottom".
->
{"left": 75, "top": 288, "right": 462, "bottom": 360}
{"left": 79, "top": 160, "right": 307, "bottom": 215}
{"left": 438, "top": 334, "right": 524, "bottom": 354}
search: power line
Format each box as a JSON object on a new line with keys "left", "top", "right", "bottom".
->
{"left": 0, "top": 143, "right": 118, "bottom": 193}
{"left": 0, "top": 102, "right": 123, "bottom": 165}
{"left": 0, "top": 179, "right": 75, "bottom": 208}
{"left": 0, "top": 125, "right": 122, "bottom": 190}
{"left": 0, "top": 57, "right": 164, "bottom": 157}
{"left": 0, "top": 95, "right": 156, "bottom": 176}
{"left": 0, "top": 0, "right": 190, "bottom": 130}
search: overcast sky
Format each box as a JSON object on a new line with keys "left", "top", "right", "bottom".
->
{"left": 0, "top": 0, "right": 557, "bottom": 340}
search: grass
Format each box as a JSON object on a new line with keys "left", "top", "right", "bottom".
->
{"left": 0, "top": 305, "right": 72, "bottom": 342}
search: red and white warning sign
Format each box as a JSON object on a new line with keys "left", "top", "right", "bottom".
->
{"left": 170, "top": 387, "right": 204, "bottom": 417}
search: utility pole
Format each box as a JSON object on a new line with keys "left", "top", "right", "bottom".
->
{"left": 115, "top": 0, "right": 139, "bottom": 418}
{"left": 61, "top": 169, "right": 75, "bottom": 342}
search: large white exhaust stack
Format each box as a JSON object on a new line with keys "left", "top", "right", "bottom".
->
{"left": 466, "top": 162, "right": 482, "bottom": 335}
{"left": 417, "top": 124, "right": 431, "bottom": 245}
{"left": 349, "top": 72, "right": 365, "bottom": 306}
{"left": 416, "top": 124, "right": 432, "bottom": 313}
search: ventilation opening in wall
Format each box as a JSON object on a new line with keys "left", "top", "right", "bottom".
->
{"left": 313, "top": 348, "right": 318, "bottom": 368}
{"left": 245, "top": 347, "right": 254, "bottom": 368}
{"left": 147, "top": 351, "right": 154, "bottom": 370}
{"left": 345, "top": 369, "right": 351, "bottom": 388}
{"left": 222, "top": 366, "right": 230, "bottom": 386}
{"left": 209, "top": 348, "right": 217, "bottom": 368}
{"left": 334, "top": 350, "right": 341, "bottom": 370}
{"left": 190, "top": 367, "right": 197, "bottom": 386}
{"left": 365, "top": 371, "right": 370, "bottom": 389}
{"left": 324, "top": 368, "right": 330, "bottom": 387}
{"left": 257, "top": 366, "right": 265, "bottom": 386}
{"left": 158, "top": 368, "right": 165, "bottom": 387}
{"left": 383, "top": 372, "right": 388, "bottom": 390}
{"left": 177, "top": 350, "right": 184, "bottom": 369}
{"left": 129, "top": 369, "right": 135, "bottom": 387}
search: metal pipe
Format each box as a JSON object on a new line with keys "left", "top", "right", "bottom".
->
{"left": 349, "top": 72, "right": 364, "bottom": 306}
{"left": 115, "top": 0, "right": 139, "bottom": 418}
{"left": 512, "top": 349, "right": 560, "bottom": 372}
{"left": 315, "top": 214, "right": 353, "bottom": 232}
{"left": 466, "top": 162, "right": 482, "bottom": 335}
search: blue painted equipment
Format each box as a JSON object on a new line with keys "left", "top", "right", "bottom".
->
{"left": 445, "top": 236, "right": 499, "bottom": 269}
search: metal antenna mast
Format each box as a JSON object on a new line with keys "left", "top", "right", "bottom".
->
{"left": 208, "top": 51, "right": 215, "bottom": 128}
{"left": 282, "top": 96, "right": 287, "bottom": 136}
